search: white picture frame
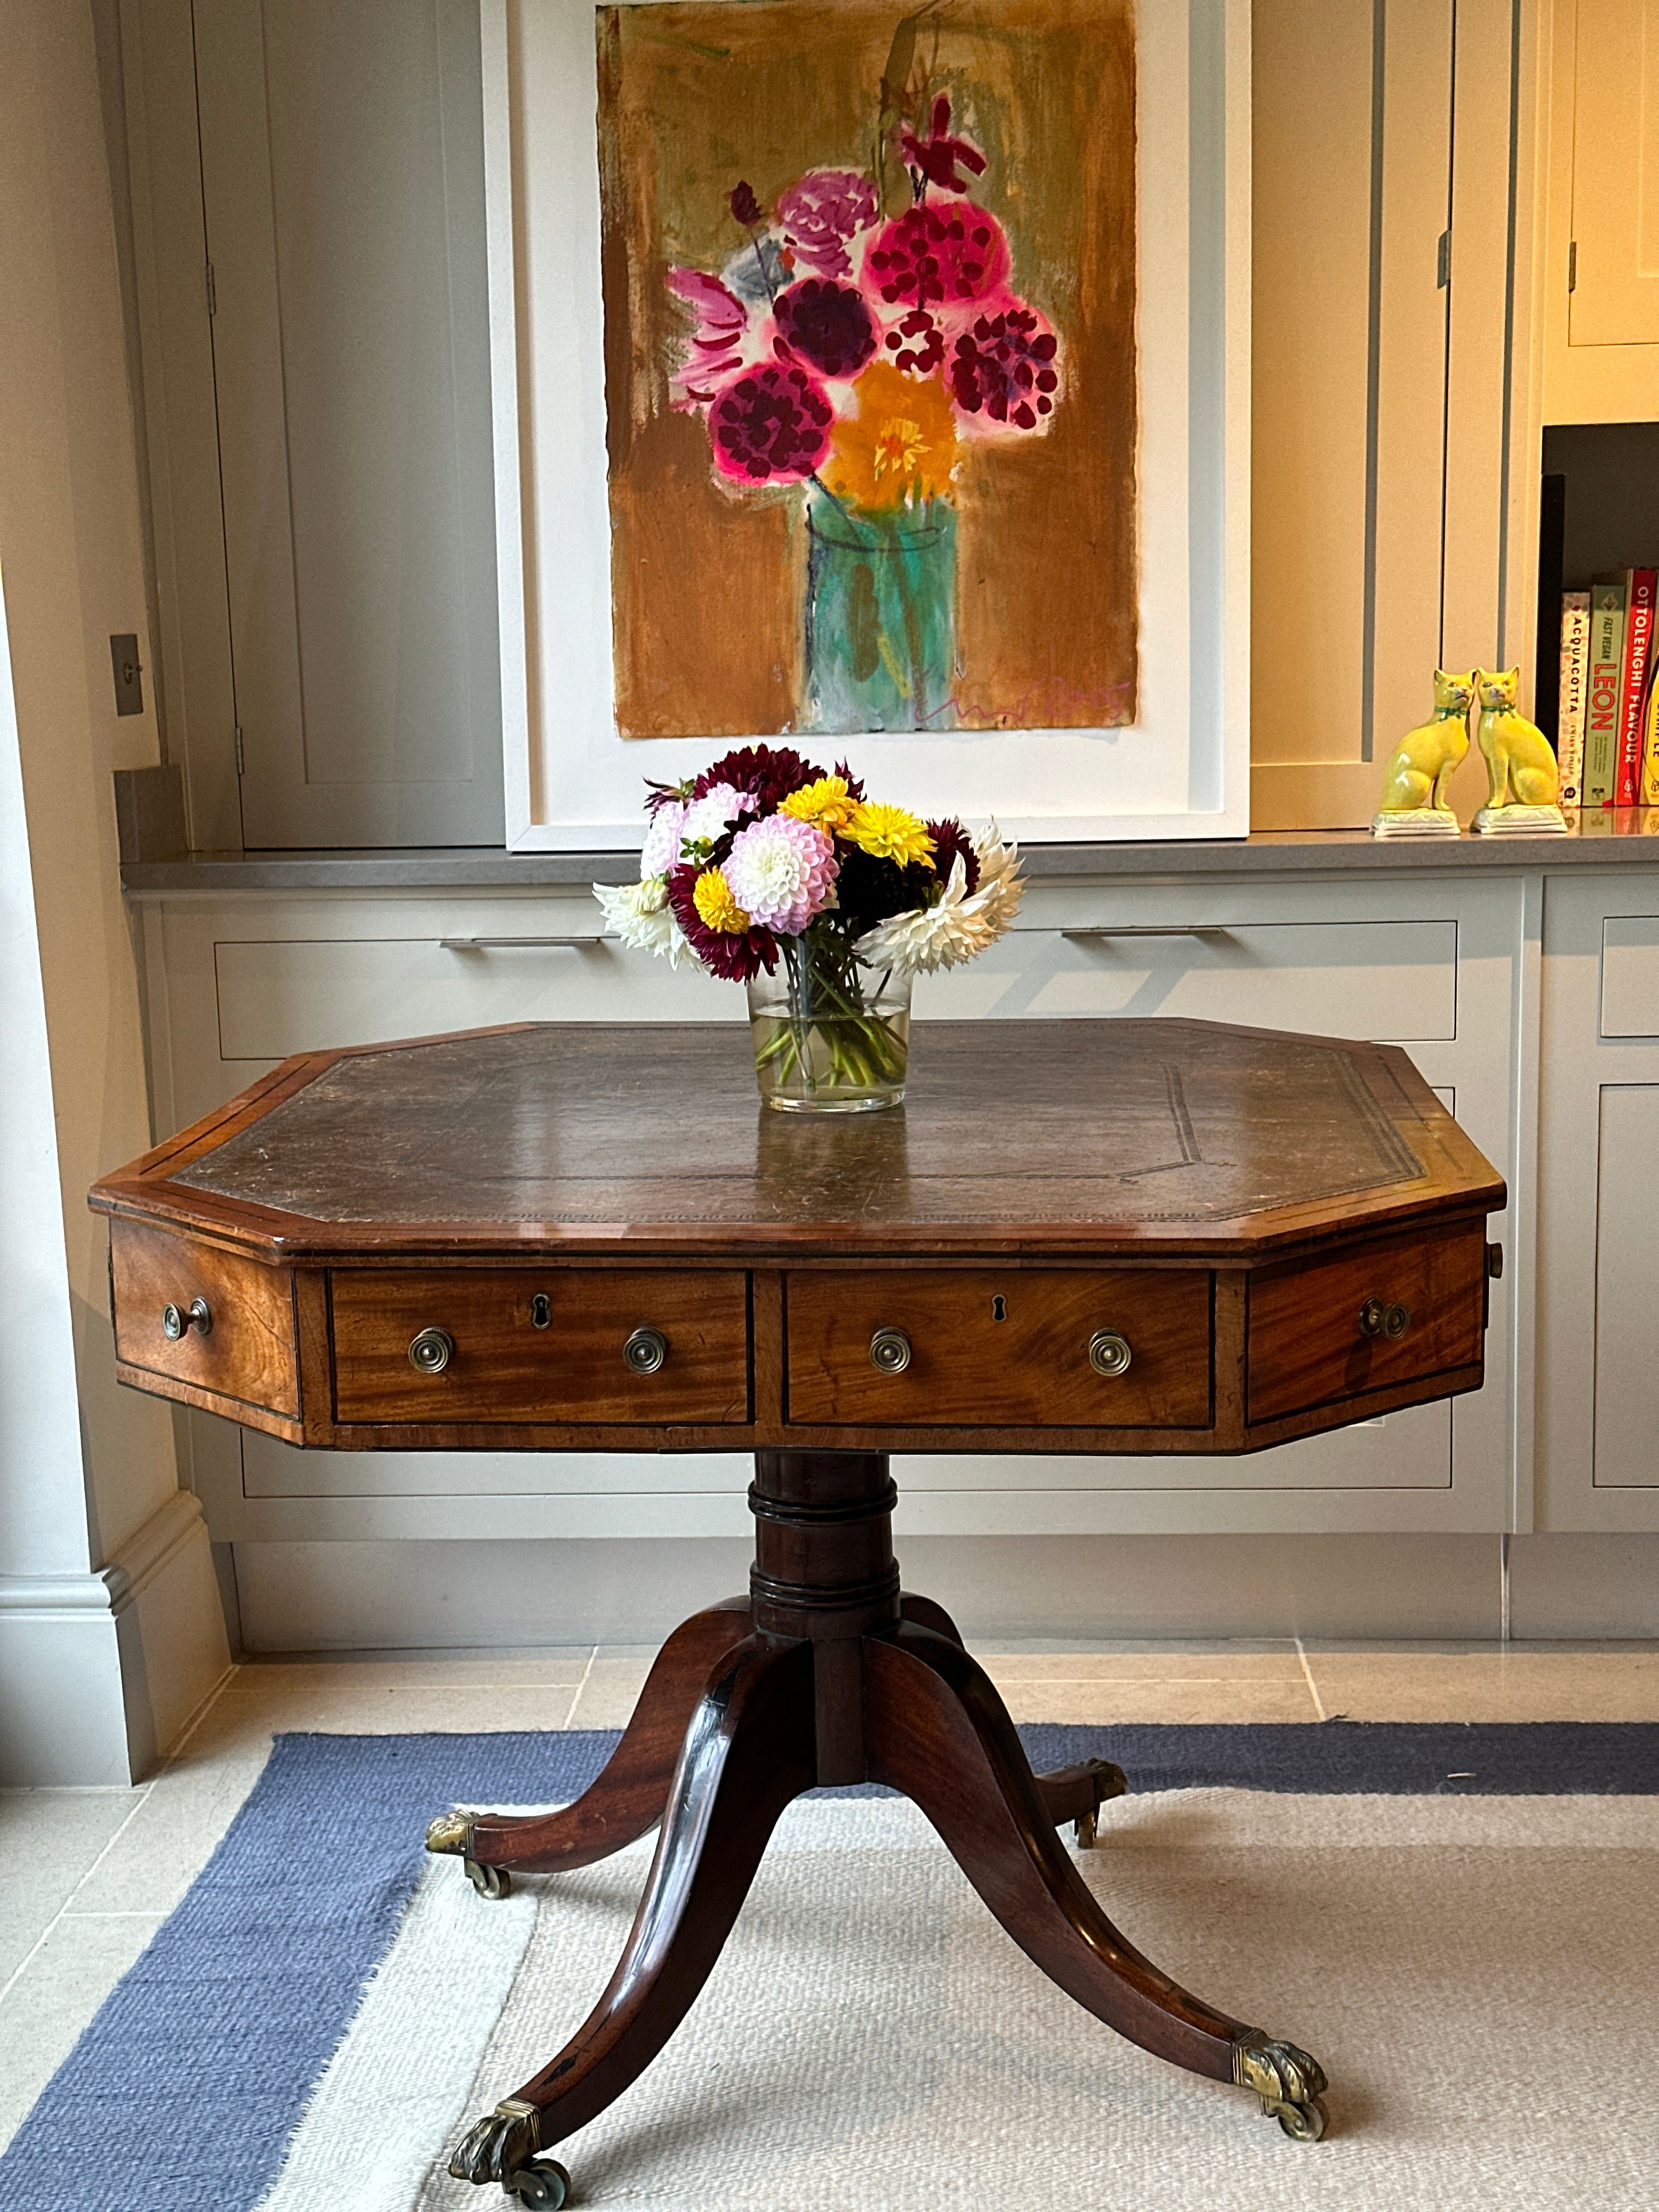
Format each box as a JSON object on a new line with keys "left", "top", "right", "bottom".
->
{"left": 483, "top": 0, "right": 1251, "bottom": 852}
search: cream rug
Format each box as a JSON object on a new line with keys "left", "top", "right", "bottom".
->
{"left": 330, "top": 1792, "right": 1659, "bottom": 2211}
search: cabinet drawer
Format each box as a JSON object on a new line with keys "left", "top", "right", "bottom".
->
{"left": 1247, "top": 1224, "right": 1486, "bottom": 1425}
{"left": 214, "top": 934, "right": 724, "bottom": 1059}
{"left": 916, "top": 918, "right": 1457, "bottom": 1040}
{"left": 786, "top": 1269, "right": 1212, "bottom": 1429}
{"left": 330, "top": 1269, "right": 750, "bottom": 1424}
{"left": 1600, "top": 916, "right": 1659, "bottom": 1037}
{"left": 111, "top": 1220, "right": 298, "bottom": 1416}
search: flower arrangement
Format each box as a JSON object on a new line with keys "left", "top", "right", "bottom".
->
{"left": 594, "top": 744, "right": 1023, "bottom": 1110}
{"left": 664, "top": 92, "right": 1064, "bottom": 734}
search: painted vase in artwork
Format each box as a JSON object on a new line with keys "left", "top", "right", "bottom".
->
{"left": 805, "top": 493, "right": 956, "bottom": 734}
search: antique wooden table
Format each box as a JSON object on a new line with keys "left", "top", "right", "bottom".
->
{"left": 92, "top": 1019, "right": 1504, "bottom": 2208}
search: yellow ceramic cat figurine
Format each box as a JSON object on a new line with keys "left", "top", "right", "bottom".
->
{"left": 1371, "top": 669, "right": 1473, "bottom": 837}
{"left": 1470, "top": 667, "right": 1568, "bottom": 835}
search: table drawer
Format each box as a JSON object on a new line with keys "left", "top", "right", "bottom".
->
{"left": 785, "top": 1269, "right": 1212, "bottom": 1429}
{"left": 111, "top": 1220, "right": 298, "bottom": 1416}
{"left": 330, "top": 1269, "right": 751, "bottom": 1424}
{"left": 1247, "top": 1224, "right": 1486, "bottom": 1425}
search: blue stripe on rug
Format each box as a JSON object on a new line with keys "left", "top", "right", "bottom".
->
{"left": 3, "top": 1719, "right": 1656, "bottom": 2212}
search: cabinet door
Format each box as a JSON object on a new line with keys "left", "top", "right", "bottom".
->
{"left": 193, "top": 0, "right": 504, "bottom": 847}
{"left": 1537, "top": 872, "right": 1659, "bottom": 1530}
{"left": 1251, "top": 0, "right": 1521, "bottom": 829}
{"left": 1568, "top": 0, "right": 1659, "bottom": 348}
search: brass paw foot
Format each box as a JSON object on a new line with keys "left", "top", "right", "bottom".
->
{"left": 425, "top": 1809, "right": 473, "bottom": 1855}
{"left": 425, "top": 1810, "right": 512, "bottom": 1898}
{"left": 448, "top": 2100, "right": 571, "bottom": 2204}
{"left": 1233, "top": 2033, "right": 1330, "bottom": 2142}
{"left": 1074, "top": 1758, "right": 1127, "bottom": 1849}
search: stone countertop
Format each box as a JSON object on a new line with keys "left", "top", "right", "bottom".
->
{"left": 120, "top": 819, "right": 1659, "bottom": 893}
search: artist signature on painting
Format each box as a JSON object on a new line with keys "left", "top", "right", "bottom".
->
{"left": 944, "top": 676, "right": 1135, "bottom": 729}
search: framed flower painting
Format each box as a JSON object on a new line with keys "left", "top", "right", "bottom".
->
{"left": 483, "top": 0, "right": 1249, "bottom": 849}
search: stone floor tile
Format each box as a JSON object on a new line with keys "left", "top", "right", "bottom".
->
{"left": 0, "top": 1912, "right": 164, "bottom": 2153}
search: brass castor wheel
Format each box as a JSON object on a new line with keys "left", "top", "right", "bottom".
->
{"left": 507, "top": 2159, "right": 571, "bottom": 2208}
{"left": 1074, "top": 1758, "right": 1127, "bottom": 1849}
{"left": 465, "top": 1857, "right": 512, "bottom": 1900}
{"left": 1233, "top": 2034, "right": 1329, "bottom": 2144}
{"left": 1274, "top": 2095, "right": 1328, "bottom": 2143}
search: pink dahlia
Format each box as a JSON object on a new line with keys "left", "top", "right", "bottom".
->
{"left": 949, "top": 298, "right": 1061, "bottom": 430}
{"left": 721, "top": 814, "right": 839, "bottom": 935}
{"left": 664, "top": 268, "right": 757, "bottom": 408}
{"left": 639, "top": 799, "right": 686, "bottom": 877}
{"left": 879, "top": 306, "right": 947, "bottom": 376}
{"left": 709, "top": 364, "right": 834, "bottom": 483}
{"left": 865, "top": 203, "right": 1009, "bottom": 312}
{"left": 772, "top": 279, "right": 877, "bottom": 381}
{"left": 777, "top": 169, "right": 879, "bottom": 279}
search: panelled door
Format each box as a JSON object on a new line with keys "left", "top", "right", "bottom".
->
{"left": 193, "top": 0, "right": 505, "bottom": 846}
{"left": 1567, "top": 0, "right": 1659, "bottom": 350}
{"left": 1250, "top": 0, "right": 1516, "bottom": 830}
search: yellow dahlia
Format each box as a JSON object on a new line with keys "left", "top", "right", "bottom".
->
{"left": 780, "top": 774, "right": 859, "bottom": 835}
{"left": 847, "top": 801, "right": 935, "bottom": 869}
{"left": 692, "top": 867, "right": 749, "bottom": 934}
{"left": 822, "top": 362, "right": 958, "bottom": 514}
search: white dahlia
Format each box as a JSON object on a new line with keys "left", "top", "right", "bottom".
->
{"left": 853, "top": 821, "right": 1025, "bottom": 975}
{"left": 676, "top": 783, "right": 754, "bottom": 860}
{"left": 721, "top": 814, "right": 839, "bottom": 936}
{"left": 592, "top": 876, "right": 693, "bottom": 967}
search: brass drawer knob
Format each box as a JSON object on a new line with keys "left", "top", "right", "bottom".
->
{"left": 870, "top": 1326, "right": 912, "bottom": 1375}
{"left": 1358, "top": 1299, "right": 1412, "bottom": 1340}
{"left": 161, "top": 1297, "right": 212, "bottom": 1340}
{"left": 408, "top": 1326, "right": 455, "bottom": 1374}
{"left": 1087, "top": 1328, "right": 1132, "bottom": 1378}
{"left": 624, "top": 1326, "right": 669, "bottom": 1375}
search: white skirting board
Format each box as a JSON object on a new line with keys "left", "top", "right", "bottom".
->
{"left": 0, "top": 1491, "right": 232, "bottom": 1784}
{"left": 225, "top": 1530, "right": 1659, "bottom": 1651}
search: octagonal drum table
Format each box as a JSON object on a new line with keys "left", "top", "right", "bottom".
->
{"left": 91, "top": 1019, "right": 1505, "bottom": 2205}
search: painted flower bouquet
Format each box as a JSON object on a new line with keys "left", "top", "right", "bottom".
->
{"left": 667, "top": 91, "right": 1063, "bottom": 735}
{"left": 594, "top": 744, "right": 1023, "bottom": 1111}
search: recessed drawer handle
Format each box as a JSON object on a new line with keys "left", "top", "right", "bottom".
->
{"left": 624, "top": 1327, "right": 669, "bottom": 1375}
{"left": 1358, "top": 1299, "right": 1412, "bottom": 1341}
{"left": 870, "top": 1327, "right": 912, "bottom": 1375}
{"left": 1087, "top": 1329, "right": 1133, "bottom": 1378}
{"left": 408, "top": 1327, "right": 455, "bottom": 1374}
{"left": 1060, "top": 926, "right": 1234, "bottom": 941}
{"left": 161, "top": 1297, "right": 212, "bottom": 1340}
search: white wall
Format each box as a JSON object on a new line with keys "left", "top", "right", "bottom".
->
{"left": 0, "top": 0, "right": 227, "bottom": 1782}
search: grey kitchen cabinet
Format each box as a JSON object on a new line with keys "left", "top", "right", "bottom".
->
{"left": 188, "top": 0, "right": 504, "bottom": 846}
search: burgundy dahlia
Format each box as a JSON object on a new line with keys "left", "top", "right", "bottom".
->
{"left": 772, "top": 279, "right": 877, "bottom": 380}
{"left": 881, "top": 307, "right": 946, "bottom": 376}
{"left": 729, "top": 180, "right": 765, "bottom": 229}
{"left": 865, "top": 203, "right": 1009, "bottom": 311}
{"left": 900, "top": 96, "right": 989, "bottom": 196}
{"left": 926, "top": 817, "right": 981, "bottom": 895}
{"left": 949, "top": 303, "right": 1060, "bottom": 430}
{"left": 691, "top": 745, "right": 825, "bottom": 811}
{"left": 708, "top": 365, "right": 834, "bottom": 483}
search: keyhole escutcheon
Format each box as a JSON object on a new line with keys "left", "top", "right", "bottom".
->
{"left": 991, "top": 1295, "right": 1007, "bottom": 1322}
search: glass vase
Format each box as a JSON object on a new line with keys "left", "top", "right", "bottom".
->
{"left": 747, "top": 927, "right": 912, "bottom": 1113}
{"left": 803, "top": 493, "right": 957, "bottom": 735}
